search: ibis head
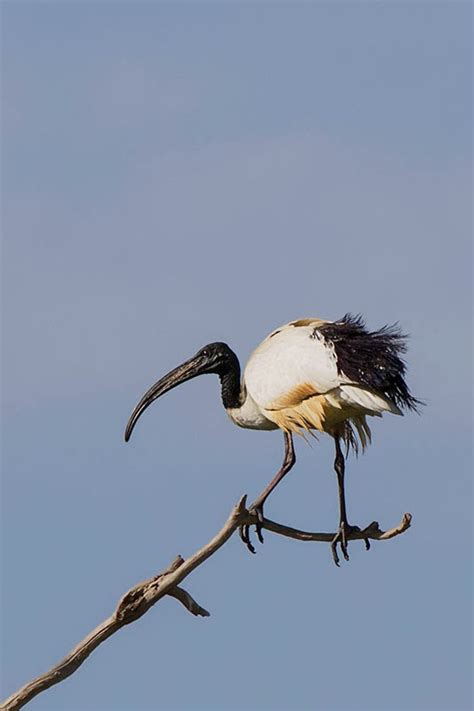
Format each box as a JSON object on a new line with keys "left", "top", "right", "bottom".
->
{"left": 124, "top": 342, "right": 241, "bottom": 442}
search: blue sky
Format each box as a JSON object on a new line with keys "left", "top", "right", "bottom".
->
{"left": 2, "top": 2, "right": 472, "bottom": 710}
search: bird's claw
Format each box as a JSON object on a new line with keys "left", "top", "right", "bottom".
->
{"left": 331, "top": 522, "right": 363, "bottom": 566}
{"left": 239, "top": 504, "right": 265, "bottom": 554}
{"left": 239, "top": 522, "right": 256, "bottom": 554}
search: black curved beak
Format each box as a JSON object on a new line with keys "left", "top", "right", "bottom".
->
{"left": 124, "top": 354, "right": 208, "bottom": 442}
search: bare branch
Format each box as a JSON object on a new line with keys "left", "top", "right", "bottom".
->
{"left": 168, "top": 588, "right": 210, "bottom": 617}
{"left": 1, "top": 498, "right": 411, "bottom": 711}
{"left": 1, "top": 497, "right": 247, "bottom": 711}
{"left": 255, "top": 512, "right": 412, "bottom": 543}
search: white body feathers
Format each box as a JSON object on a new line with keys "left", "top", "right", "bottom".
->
{"left": 227, "top": 319, "right": 401, "bottom": 445}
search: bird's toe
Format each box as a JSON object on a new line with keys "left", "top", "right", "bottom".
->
{"left": 239, "top": 523, "right": 257, "bottom": 554}
{"left": 239, "top": 503, "right": 265, "bottom": 553}
{"left": 331, "top": 522, "right": 363, "bottom": 566}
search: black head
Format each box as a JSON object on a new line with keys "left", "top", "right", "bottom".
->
{"left": 193, "top": 342, "right": 238, "bottom": 376}
{"left": 124, "top": 341, "right": 239, "bottom": 442}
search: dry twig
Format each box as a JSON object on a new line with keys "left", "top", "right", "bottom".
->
{"left": 1, "top": 498, "right": 411, "bottom": 711}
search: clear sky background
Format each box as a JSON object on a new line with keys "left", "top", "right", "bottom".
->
{"left": 2, "top": 2, "right": 472, "bottom": 710}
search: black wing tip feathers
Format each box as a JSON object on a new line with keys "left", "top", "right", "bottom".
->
{"left": 337, "top": 312, "right": 366, "bottom": 329}
{"left": 321, "top": 313, "right": 423, "bottom": 414}
{"left": 337, "top": 313, "right": 407, "bottom": 343}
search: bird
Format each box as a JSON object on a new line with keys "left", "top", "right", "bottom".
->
{"left": 124, "top": 313, "right": 421, "bottom": 565}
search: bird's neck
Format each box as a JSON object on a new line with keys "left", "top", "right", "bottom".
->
{"left": 219, "top": 352, "right": 243, "bottom": 410}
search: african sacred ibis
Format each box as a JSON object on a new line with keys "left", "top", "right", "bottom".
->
{"left": 125, "top": 314, "right": 420, "bottom": 565}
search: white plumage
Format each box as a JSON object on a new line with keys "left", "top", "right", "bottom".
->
{"left": 227, "top": 319, "right": 401, "bottom": 448}
{"left": 244, "top": 321, "right": 340, "bottom": 407}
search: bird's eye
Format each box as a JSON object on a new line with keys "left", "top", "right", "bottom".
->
{"left": 201, "top": 349, "right": 209, "bottom": 357}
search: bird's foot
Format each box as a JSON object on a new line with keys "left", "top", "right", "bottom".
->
{"left": 331, "top": 521, "right": 369, "bottom": 566}
{"left": 239, "top": 503, "right": 265, "bottom": 555}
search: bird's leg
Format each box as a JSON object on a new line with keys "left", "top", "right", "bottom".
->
{"left": 330, "top": 436, "right": 362, "bottom": 566}
{"left": 240, "top": 431, "right": 296, "bottom": 554}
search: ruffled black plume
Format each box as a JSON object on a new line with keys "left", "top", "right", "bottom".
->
{"left": 319, "top": 313, "right": 422, "bottom": 412}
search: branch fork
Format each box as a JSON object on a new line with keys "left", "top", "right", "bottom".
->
{"left": 116, "top": 555, "right": 210, "bottom": 623}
